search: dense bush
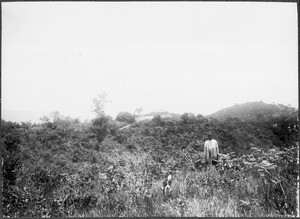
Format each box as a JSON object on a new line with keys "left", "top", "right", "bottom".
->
{"left": 91, "top": 115, "right": 118, "bottom": 143}
{"left": 116, "top": 112, "right": 136, "bottom": 124}
{"left": 2, "top": 105, "right": 298, "bottom": 217}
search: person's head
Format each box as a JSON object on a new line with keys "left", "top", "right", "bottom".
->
{"left": 207, "top": 132, "right": 212, "bottom": 140}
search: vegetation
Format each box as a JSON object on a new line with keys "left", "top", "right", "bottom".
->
{"left": 209, "top": 101, "right": 297, "bottom": 122}
{"left": 116, "top": 112, "right": 136, "bottom": 124}
{"left": 2, "top": 102, "right": 298, "bottom": 217}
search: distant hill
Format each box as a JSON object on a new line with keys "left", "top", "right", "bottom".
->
{"left": 208, "top": 101, "right": 298, "bottom": 122}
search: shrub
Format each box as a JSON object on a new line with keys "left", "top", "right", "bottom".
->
{"left": 91, "top": 116, "right": 111, "bottom": 143}
{"left": 116, "top": 112, "right": 135, "bottom": 124}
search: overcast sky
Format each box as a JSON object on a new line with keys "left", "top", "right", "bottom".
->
{"left": 2, "top": 2, "right": 298, "bottom": 122}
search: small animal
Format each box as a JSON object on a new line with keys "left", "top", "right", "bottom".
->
{"left": 161, "top": 174, "right": 172, "bottom": 197}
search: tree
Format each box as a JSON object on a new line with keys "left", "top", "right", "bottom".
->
{"left": 92, "top": 92, "right": 110, "bottom": 117}
{"left": 91, "top": 115, "right": 113, "bottom": 143}
{"left": 50, "top": 111, "right": 62, "bottom": 123}
{"left": 196, "top": 114, "right": 204, "bottom": 120}
{"left": 152, "top": 115, "right": 163, "bottom": 125}
{"left": 40, "top": 116, "right": 50, "bottom": 123}
{"left": 181, "top": 113, "right": 196, "bottom": 124}
{"left": 116, "top": 112, "right": 135, "bottom": 124}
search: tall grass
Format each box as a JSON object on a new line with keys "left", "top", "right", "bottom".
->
{"left": 72, "top": 162, "right": 285, "bottom": 217}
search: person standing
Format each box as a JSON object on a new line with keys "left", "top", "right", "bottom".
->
{"left": 204, "top": 132, "right": 219, "bottom": 166}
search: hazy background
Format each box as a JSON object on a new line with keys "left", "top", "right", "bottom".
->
{"left": 2, "top": 2, "right": 298, "bottom": 123}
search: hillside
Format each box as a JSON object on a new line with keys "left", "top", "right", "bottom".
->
{"left": 2, "top": 102, "right": 298, "bottom": 217}
{"left": 208, "top": 101, "right": 298, "bottom": 122}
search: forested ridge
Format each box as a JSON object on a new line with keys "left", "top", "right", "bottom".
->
{"left": 209, "top": 101, "right": 297, "bottom": 122}
{"left": 2, "top": 102, "right": 299, "bottom": 217}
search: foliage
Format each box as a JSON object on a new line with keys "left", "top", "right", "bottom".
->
{"left": 92, "top": 92, "right": 109, "bottom": 117}
{"left": 181, "top": 112, "right": 196, "bottom": 124}
{"left": 91, "top": 115, "right": 116, "bottom": 143}
{"left": 2, "top": 103, "right": 298, "bottom": 217}
{"left": 209, "top": 101, "right": 298, "bottom": 122}
{"left": 116, "top": 112, "right": 135, "bottom": 124}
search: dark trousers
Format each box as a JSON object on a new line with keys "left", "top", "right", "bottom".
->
{"left": 207, "top": 150, "right": 218, "bottom": 166}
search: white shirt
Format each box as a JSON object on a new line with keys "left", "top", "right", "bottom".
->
{"left": 204, "top": 139, "right": 219, "bottom": 161}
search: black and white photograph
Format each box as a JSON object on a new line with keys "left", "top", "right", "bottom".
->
{"left": 1, "top": 1, "right": 298, "bottom": 217}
